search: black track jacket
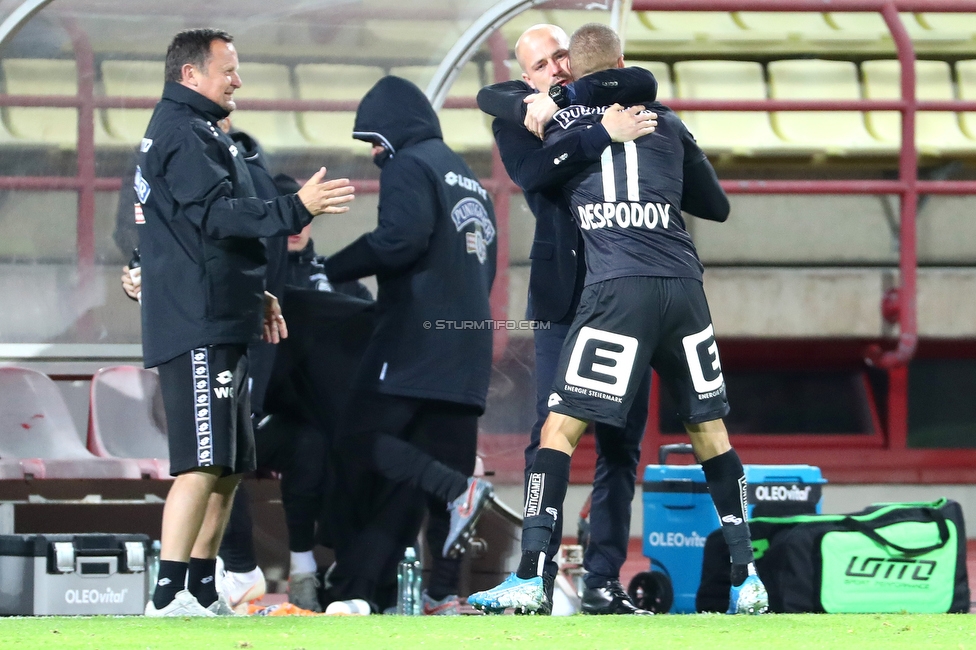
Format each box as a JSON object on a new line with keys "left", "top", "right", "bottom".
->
{"left": 136, "top": 82, "right": 313, "bottom": 367}
{"left": 323, "top": 76, "right": 496, "bottom": 411}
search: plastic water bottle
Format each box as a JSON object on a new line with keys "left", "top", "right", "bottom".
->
{"left": 396, "top": 547, "right": 422, "bottom": 615}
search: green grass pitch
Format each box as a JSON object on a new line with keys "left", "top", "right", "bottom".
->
{"left": 1, "top": 614, "right": 975, "bottom": 650}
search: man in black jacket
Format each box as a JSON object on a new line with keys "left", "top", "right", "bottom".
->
{"left": 471, "top": 23, "right": 767, "bottom": 617}
{"left": 138, "top": 28, "right": 354, "bottom": 617}
{"left": 476, "top": 23, "right": 658, "bottom": 615}
{"left": 124, "top": 125, "right": 372, "bottom": 614}
{"left": 319, "top": 75, "right": 496, "bottom": 613}
{"left": 122, "top": 121, "right": 280, "bottom": 613}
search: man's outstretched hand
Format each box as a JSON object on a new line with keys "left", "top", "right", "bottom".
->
{"left": 298, "top": 167, "right": 356, "bottom": 216}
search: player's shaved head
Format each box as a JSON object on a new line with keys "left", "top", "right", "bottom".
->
{"left": 568, "top": 23, "right": 622, "bottom": 78}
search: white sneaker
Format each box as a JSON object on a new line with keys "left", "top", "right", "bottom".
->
{"left": 144, "top": 589, "right": 216, "bottom": 617}
{"left": 217, "top": 560, "right": 267, "bottom": 615}
{"left": 207, "top": 594, "right": 238, "bottom": 616}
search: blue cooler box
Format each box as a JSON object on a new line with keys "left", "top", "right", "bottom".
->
{"left": 639, "top": 445, "right": 826, "bottom": 613}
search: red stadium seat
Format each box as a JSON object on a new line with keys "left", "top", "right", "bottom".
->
{"left": 87, "top": 365, "right": 170, "bottom": 479}
{"left": 0, "top": 366, "right": 144, "bottom": 479}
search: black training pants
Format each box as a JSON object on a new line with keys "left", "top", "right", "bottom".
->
{"left": 329, "top": 390, "right": 478, "bottom": 610}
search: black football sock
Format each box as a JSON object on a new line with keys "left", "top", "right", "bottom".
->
{"left": 701, "top": 448, "right": 754, "bottom": 587}
{"left": 188, "top": 557, "right": 218, "bottom": 608}
{"left": 516, "top": 448, "right": 571, "bottom": 580}
{"left": 152, "top": 560, "right": 188, "bottom": 609}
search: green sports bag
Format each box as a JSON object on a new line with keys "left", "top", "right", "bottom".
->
{"left": 748, "top": 498, "right": 969, "bottom": 613}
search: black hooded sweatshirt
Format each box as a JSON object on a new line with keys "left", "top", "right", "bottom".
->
{"left": 322, "top": 76, "right": 496, "bottom": 411}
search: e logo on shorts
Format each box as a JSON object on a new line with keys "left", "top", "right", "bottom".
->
{"left": 681, "top": 324, "right": 724, "bottom": 395}
{"left": 565, "top": 326, "right": 638, "bottom": 397}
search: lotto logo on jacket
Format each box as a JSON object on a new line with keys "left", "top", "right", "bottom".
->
{"left": 444, "top": 171, "right": 488, "bottom": 200}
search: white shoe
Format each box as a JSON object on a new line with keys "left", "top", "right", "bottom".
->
{"left": 217, "top": 559, "right": 267, "bottom": 614}
{"left": 207, "top": 594, "right": 238, "bottom": 616}
{"left": 144, "top": 589, "right": 216, "bottom": 617}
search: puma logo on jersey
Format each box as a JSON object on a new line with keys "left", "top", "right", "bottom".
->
{"left": 553, "top": 104, "right": 653, "bottom": 130}
{"left": 576, "top": 201, "right": 672, "bottom": 231}
{"left": 553, "top": 104, "right": 606, "bottom": 129}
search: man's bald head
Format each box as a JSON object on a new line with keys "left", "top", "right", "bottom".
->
{"left": 514, "top": 24, "right": 571, "bottom": 92}
{"left": 569, "top": 23, "right": 623, "bottom": 79}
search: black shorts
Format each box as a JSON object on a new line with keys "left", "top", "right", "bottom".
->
{"left": 157, "top": 344, "right": 256, "bottom": 477}
{"left": 549, "top": 276, "right": 730, "bottom": 428}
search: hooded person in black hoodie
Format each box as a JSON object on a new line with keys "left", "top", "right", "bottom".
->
{"left": 320, "top": 76, "right": 496, "bottom": 613}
